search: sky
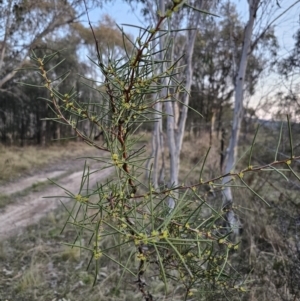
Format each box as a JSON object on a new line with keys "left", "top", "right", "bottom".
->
{"left": 86, "top": 0, "right": 300, "bottom": 60}
{"left": 85, "top": 0, "right": 300, "bottom": 119}
{"left": 87, "top": 0, "right": 300, "bottom": 49}
{"left": 88, "top": 1, "right": 144, "bottom": 36}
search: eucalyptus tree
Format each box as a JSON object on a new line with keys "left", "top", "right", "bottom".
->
{"left": 26, "top": 36, "right": 89, "bottom": 145}
{"left": 217, "top": 0, "right": 300, "bottom": 236}
{"left": 0, "top": 1, "right": 132, "bottom": 145}
{"left": 190, "top": 14, "right": 234, "bottom": 130}
{"left": 279, "top": 29, "right": 300, "bottom": 76}
{"left": 0, "top": 0, "right": 89, "bottom": 145}
{"left": 124, "top": 0, "right": 218, "bottom": 192}
{"left": 0, "top": 35, "right": 87, "bottom": 145}
{"left": 0, "top": 0, "right": 90, "bottom": 89}
{"left": 274, "top": 28, "right": 300, "bottom": 119}
{"left": 189, "top": 1, "right": 278, "bottom": 149}
{"left": 164, "top": 1, "right": 209, "bottom": 196}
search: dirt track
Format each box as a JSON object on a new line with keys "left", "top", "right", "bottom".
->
{"left": 0, "top": 157, "right": 113, "bottom": 239}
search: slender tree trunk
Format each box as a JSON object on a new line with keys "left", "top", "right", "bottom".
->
{"left": 165, "top": 101, "right": 178, "bottom": 186}
{"left": 167, "top": 3, "right": 202, "bottom": 191}
{"left": 210, "top": 109, "right": 216, "bottom": 147}
{"left": 158, "top": 120, "right": 165, "bottom": 184}
{"left": 41, "top": 120, "right": 46, "bottom": 146}
{"left": 55, "top": 122, "right": 61, "bottom": 142}
{"left": 165, "top": 2, "right": 204, "bottom": 210}
{"left": 149, "top": 0, "right": 213, "bottom": 206}
{"left": 20, "top": 115, "right": 25, "bottom": 147}
{"left": 36, "top": 105, "right": 40, "bottom": 144}
{"left": 0, "top": 0, "right": 12, "bottom": 74}
{"left": 176, "top": 17, "right": 200, "bottom": 153}
{"left": 146, "top": 37, "right": 165, "bottom": 188}
{"left": 221, "top": 0, "right": 260, "bottom": 236}
{"left": 216, "top": 105, "right": 223, "bottom": 139}
{"left": 152, "top": 104, "right": 163, "bottom": 188}
{"left": 222, "top": 0, "right": 259, "bottom": 203}
{"left": 41, "top": 102, "right": 48, "bottom": 146}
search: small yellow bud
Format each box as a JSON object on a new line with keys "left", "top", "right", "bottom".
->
{"left": 75, "top": 194, "right": 81, "bottom": 201}
{"left": 151, "top": 230, "right": 159, "bottom": 236}
{"left": 94, "top": 251, "right": 102, "bottom": 260}
{"left": 161, "top": 230, "right": 168, "bottom": 239}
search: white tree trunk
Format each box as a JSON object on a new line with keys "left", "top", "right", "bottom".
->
{"left": 159, "top": 0, "right": 178, "bottom": 189}
{"left": 146, "top": 2, "right": 166, "bottom": 189}
{"left": 221, "top": 0, "right": 260, "bottom": 237}
{"left": 176, "top": 15, "right": 200, "bottom": 153}
{"left": 165, "top": 2, "right": 203, "bottom": 209}
{"left": 152, "top": 104, "right": 164, "bottom": 188}
{"left": 222, "top": 0, "right": 260, "bottom": 205}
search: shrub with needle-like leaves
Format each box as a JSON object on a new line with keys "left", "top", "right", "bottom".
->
{"left": 24, "top": 2, "right": 300, "bottom": 300}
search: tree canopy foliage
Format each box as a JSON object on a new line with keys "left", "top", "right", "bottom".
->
{"left": 0, "top": 0, "right": 130, "bottom": 145}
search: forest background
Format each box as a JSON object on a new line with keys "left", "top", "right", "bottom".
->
{"left": 1, "top": 0, "right": 300, "bottom": 146}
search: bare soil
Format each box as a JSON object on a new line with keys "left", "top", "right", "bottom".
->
{"left": 0, "top": 154, "right": 113, "bottom": 239}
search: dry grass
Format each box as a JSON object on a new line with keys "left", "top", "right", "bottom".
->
{"left": 161, "top": 127, "right": 300, "bottom": 301}
{"left": 227, "top": 126, "right": 300, "bottom": 301}
{"left": 0, "top": 142, "right": 97, "bottom": 184}
{"left": 1, "top": 127, "right": 300, "bottom": 301}
{"left": 179, "top": 131, "right": 220, "bottom": 183}
{"left": 0, "top": 131, "right": 223, "bottom": 301}
{"left": 0, "top": 207, "right": 187, "bottom": 301}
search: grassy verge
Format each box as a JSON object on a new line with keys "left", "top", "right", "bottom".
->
{"left": 2, "top": 128, "right": 300, "bottom": 301}
{"left": 0, "top": 142, "right": 98, "bottom": 184}
{"left": 0, "top": 200, "right": 185, "bottom": 301}
{"left": 0, "top": 173, "right": 67, "bottom": 208}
